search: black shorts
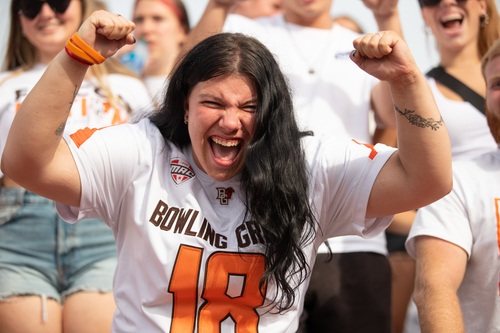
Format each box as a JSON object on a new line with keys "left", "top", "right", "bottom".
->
{"left": 298, "top": 252, "right": 391, "bottom": 333}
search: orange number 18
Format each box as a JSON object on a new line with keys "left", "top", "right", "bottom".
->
{"left": 168, "top": 245, "right": 267, "bottom": 333}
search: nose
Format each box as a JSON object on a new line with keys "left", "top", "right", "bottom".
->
{"left": 440, "top": 0, "right": 460, "bottom": 6}
{"left": 137, "top": 18, "right": 155, "bottom": 37}
{"left": 219, "top": 108, "right": 242, "bottom": 131}
{"left": 38, "top": 3, "right": 56, "bottom": 18}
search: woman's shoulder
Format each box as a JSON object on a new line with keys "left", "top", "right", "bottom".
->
{"left": 302, "top": 134, "right": 396, "bottom": 169}
{"left": 302, "top": 134, "right": 351, "bottom": 154}
{"left": 76, "top": 118, "right": 166, "bottom": 159}
{"left": 0, "top": 65, "right": 44, "bottom": 88}
{"left": 112, "top": 118, "right": 182, "bottom": 162}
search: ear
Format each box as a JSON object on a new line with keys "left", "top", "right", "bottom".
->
{"left": 420, "top": 9, "right": 431, "bottom": 28}
{"left": 176, "top": 25, "right": 188, "bottom": 45}
{"left": 184, "top": 100, "right": 189, "bottom": 124}
{"left": 478, "top": 0, "right": 487, "bottom": 14}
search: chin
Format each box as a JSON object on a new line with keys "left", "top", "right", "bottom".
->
{"left": 209, "top": 172, "right": 235, "bottom": 182}
{"left": 207, "top": 166, "right": 241, "bottom": 181}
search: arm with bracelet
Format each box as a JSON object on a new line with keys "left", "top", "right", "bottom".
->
{"left": 65, "top": 32, "right": 106, "bottom": 65}
{"left": 1, "top": 10, "right": 136, "bottom": 206}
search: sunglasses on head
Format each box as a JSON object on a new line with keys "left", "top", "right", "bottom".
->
{"left": 418, "top": 0, "right": 468, "bottom": 7}
{"left": 17, "top": 0, "right": 72, "bottom": 19}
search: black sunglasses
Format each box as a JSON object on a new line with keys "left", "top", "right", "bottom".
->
{"left": 419, "top": 0, "right": 468, "bottom": 7}
{"left": 17, "top": 0, "right": 72, "bottom": 19}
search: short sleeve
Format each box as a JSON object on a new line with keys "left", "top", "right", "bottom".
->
{"left": 306, "top": 136, "right": 396, "bottom": 242}
{"left": 406, "top": 176, "right": 472, "bottom": 259}
{"left": 56, "top": 120, "right": 153, "bottom": 228}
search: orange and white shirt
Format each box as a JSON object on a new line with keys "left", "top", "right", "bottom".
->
{"left": 57, "top": 118, "right": 396, "bottom": 333}
{"left": 406, "top": 150, "right": 500, "bottom": 332}
{"left": 0, "top": 64, "right": 152, "bottom": 178}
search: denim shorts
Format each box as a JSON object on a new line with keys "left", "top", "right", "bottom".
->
{"left": 0, "top": 187, "right": 117, "bottom": 303}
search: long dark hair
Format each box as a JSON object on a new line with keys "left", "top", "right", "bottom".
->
{"left": 149, "top": 32, "right": 316, "bottom": 312}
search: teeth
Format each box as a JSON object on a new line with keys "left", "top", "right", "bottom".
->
{"left": 441, "top": 14, "right": 463, "bottom": 23}
{"left": 212, "top": 137, "right": 239, "bottom": 147}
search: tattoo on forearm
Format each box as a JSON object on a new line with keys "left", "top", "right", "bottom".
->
{"left": 55, "top": 85, "right": 78, "bottom": 138}
{"left": 394, "top": 105, "right": 444, "bottom": 131}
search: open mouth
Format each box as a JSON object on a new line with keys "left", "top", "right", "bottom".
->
{"left": 440, "top": 13, "right": 464, "bottom": 29}
{"left": 210, "top": 136, "right": 242, "bottom": 163}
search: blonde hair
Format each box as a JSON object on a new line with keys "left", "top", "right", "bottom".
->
{"left": 478, "top": 0, "right": 500, "bottom": 57}
{"left": 5, "top": 0, "right": 139, "bottom": 113}
{"left": 481, "top": 39, "right": 500, "bottom": 78}
{"left": 481, "top": 39, "right": 500, "bottom": 143}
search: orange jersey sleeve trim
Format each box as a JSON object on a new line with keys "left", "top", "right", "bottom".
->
{"left": 69, "top": 127, "right": 107, "bottom": 148}
{"left": 352, "top": 139, "right": 379, "bottom": 160}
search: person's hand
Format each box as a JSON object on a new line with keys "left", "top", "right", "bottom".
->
{"left": 350, "top": 31, "right": 417, "bottom": 84}
{"left": 76, "top": 10, "right": 136, "bottom": 60}
{"left": 361, "top": 0, "right": 399, "bottom": 18}
{"left": 211, "top": 0, "right": 242, "bottom": 9}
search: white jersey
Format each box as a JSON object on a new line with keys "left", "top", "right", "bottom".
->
{"left": 0, "top": 64, "right": 152, "bottom": 178}
{"left": 427, "top": 77, "right": 497, "bottom": 160}
{"left": 223, "top": 14, "right": 386, "bottom": 255}
{"left": 57, "top": 118, "right": 395, "bottom": 333}
{"left": 406, "top": 150, "right": 500, "bottom": 332}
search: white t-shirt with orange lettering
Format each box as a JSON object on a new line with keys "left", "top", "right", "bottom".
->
{"left": 0, "top": 64, "right": 152, "bottom": 178}
{"left": 57, "top": 118, "right": 395, "bottom": 333}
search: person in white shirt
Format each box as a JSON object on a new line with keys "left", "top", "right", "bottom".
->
{"left": 124, "top": 0, "right": 190, "bottom": 100}
{"left": 180, "top": 0, "right": 402, "bottom": 331}
{"left": 0, "top": 1, "right": 151, "bottom": 332}
{"left": 1, "top": 10, "right": 452, "bottom": 332}
{"left": 405, "top": 38, "right": 500, "bottom": 333}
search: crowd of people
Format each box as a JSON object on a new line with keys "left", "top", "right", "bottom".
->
{"left": 0, "top": 0, "right": 498, "bottom": 332}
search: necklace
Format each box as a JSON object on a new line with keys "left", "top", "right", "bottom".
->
{"left": 283, "top": 21, "right": 333, "bottom": 75}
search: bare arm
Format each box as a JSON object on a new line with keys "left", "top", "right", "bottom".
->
{"left": 178, "top": 0, "right": 237, "bottom": 60}
{"left": 413, "top": 236, "right": 467, "bottom": 333}
{"left": 366, "top": 0, "right": 402, "bottom": 147}
{"left": 362, "top": 0, "right": 403, "bottom": 37}
{"left": 350, "top": 31, "right": 452, "bottom": 217}
{"left": 371, "top": 82, "right": 397, "bottom": 146}
{"left": 1, "top": 11, "right": 136, "bottom": 207}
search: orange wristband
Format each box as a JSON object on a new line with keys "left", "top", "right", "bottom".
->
{"left": 65, "top": 38, "right": 96, "bottom": 65}
{"left": 64, "top": 45, "right": 92, "bottom": 65}
{"left": 69, "top": 32, "right": 106, "bottom": 64}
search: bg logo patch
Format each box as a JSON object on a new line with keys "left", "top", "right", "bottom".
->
{"left": 170, "top": 158, "right": 195, "bottom": 185}
{"left": 216, "top": 187, "right": 235, "bottom": 205}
